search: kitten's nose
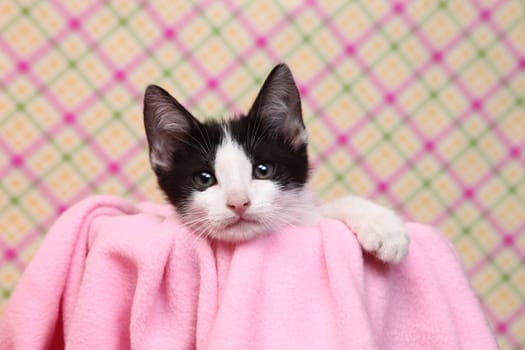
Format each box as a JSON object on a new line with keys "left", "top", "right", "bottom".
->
{"left": 226, "top": 196, "right": 251, "bottom": 216}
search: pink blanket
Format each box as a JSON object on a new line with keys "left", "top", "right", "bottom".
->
{"left": 0, "top": 195, "right": 496, "bottom": 349}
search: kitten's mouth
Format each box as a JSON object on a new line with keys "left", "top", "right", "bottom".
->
{"left": 223, "top": 217, "right": 258, "bottom": 229}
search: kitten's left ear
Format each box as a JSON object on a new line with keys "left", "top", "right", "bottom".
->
{"left": 143, "top": 85, "right": 199, "bottom": 174}
{"left": 249, "top": 63, "right": 307, "bottom": 149}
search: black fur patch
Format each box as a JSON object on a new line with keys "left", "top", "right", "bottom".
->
{"left": 228, "top": 113, "right": 309, "bottom": 189}
{"left": 156, "top": 121, "right": 222, "bottom": 212}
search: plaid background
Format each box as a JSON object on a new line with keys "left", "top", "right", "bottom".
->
{"left": 1, "top": 0, "right": 524, "bottom": 348}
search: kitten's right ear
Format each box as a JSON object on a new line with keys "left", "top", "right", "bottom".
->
{"left": 248, "top": 63, "right": 307, "bottom": 149}
{"left": 143, "top": 85, "right": 196, "bottom": 174}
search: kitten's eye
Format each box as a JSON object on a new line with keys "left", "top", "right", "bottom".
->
{"left": 193, "top": 171, "right": 216, "bottom": 189}
{"left": 253, "top": 163, "right": 275, "bottom": 180}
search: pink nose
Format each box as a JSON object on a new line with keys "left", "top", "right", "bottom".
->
{"left": 226, "top": 199, "right": 251, "bottom": 216}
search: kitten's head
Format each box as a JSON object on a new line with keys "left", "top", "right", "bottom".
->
{"left": 143, "top": 64, "right": 310, "bottom": 241}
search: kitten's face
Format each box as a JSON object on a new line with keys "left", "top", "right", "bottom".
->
{"left": 143, "top": 64, "right": 310, "bottom": 241}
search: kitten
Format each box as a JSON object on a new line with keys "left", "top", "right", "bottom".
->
{"left": 143, "top": 63, "right": 409, "bottom": 263}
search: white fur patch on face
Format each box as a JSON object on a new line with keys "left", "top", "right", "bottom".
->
{"left": 182, "top": 130, "right": 311, "bottom": 241}
{"left": 214, "top": 132, "right": 252, "bottom": 196}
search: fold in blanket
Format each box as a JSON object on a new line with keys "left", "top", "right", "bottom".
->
{"left": 0, "top": 196, "right": 496, "bottom": 349}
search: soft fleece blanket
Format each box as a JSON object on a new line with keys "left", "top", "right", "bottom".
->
{"left": 0, "top": 195, "right": 496, "bottom": 349}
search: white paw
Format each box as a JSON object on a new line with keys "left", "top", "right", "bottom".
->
{"left": 353, "top": 212, "right": 410, "bottom": 264}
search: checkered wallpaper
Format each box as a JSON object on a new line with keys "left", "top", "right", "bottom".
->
{"left": 0, "top": 0, "right": 524, "bottom": 348}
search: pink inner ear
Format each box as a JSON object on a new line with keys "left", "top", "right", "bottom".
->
{"left": 149, "top": 144, "right": 170, "bottom": 172}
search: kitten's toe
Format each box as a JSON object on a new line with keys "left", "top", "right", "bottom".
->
{"left": 375, "top": 231, "right": 409, "bottom": 263}
{"left": 356, "top": 219, "right": 410, "bottom": 264}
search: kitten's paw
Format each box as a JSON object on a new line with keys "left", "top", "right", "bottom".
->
{"left": 354, "top": 213, "right": 410, "bottom": 263}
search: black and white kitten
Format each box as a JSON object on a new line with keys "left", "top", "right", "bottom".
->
{"left": 143, "top": 64, "right": 409, "bottom": 263}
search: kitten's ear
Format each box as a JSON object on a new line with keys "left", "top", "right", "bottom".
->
{"left": 249, "top": 63, "right": 307, "bottom": 149}
{"left": 143, "top": 85, "right": 197, "bottom": 174}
